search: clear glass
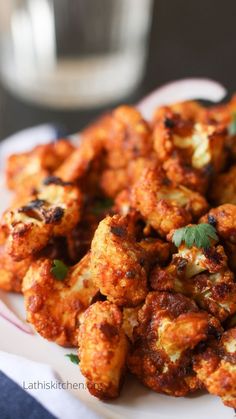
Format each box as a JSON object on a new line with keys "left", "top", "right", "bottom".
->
{"left": 0, "top": 0, "right": 153, "bottom": 109}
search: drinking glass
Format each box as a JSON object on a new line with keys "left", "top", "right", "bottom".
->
{"left": 0, "top": 0, "right": 153, "bottom": 109}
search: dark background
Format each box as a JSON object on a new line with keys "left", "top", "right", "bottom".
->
{"left": 0, "top": 0, "right": 235, "bottom": 140}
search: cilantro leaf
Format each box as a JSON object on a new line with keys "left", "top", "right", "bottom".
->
{"left": 65, "top": 353, "right": 80, "bottom": 365}
{"left": 51, "top": 259, "right": 68, "bottom": 281}
{"left": 172, "top": 226, "right": 187, "bottom": 247}
{"left": 92, "top": 198, "right": 114, "bottom": 215}
{"left": 172, "top": 224, "right": 218, "bottom": 250}
{"left": 228, "top": 112, "right": 236, "bottom": 136}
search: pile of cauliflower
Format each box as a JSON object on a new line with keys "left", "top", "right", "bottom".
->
{"left": 1, "top": 98, "right": 236, "bottom": 408}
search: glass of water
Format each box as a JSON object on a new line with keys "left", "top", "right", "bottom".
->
{"left": 0, "top": 0, "right": 153, "bottom": 109}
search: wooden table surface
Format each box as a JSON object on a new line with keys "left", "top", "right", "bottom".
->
{"left": 0, "top": 0, "right": 236, "bottom": 140}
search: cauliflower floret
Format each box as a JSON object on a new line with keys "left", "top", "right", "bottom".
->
{"left": 104, "top": 106, "right": 152, "bottom": 170}
{"left": 163, "top": 156, "right": 208, "bottom": 194}
{"left": 139, "top": 237, "right": 171, "bottom": 266}
{"left": 131, "top": 167, "right": 208, "bottom": 237}
{"left": 99, "top": 168, "right": 128, "bottom": 198}
{"left": 56, "top": 115, "right": 110, "bottom": 183}
{"left": 122, "top": 306, "right": 140, "bottom": 342}
{"left": 153, "top": 109, "right": 226, "bottom": 173}
{"left": 153, "top": 101, "right": 205, "bottom": 123}
{"left": 78, "top": 301, "right": 129, "bottom": 399}
{"left": 194, "top": 327, "right": 236, "bottom": 408}
{"left": 0, "top": 242, "right": 32, "bottom": 292}
{"left": 128, "top": 291, "right": 222, "bottom": 396}
{"left": 151, "top": 242, "right": 236, "bottom": 321}
{"left": 200, "top": 204, "right": 236, "bottom": 244}
{"left": 6, "top": 140, "right": 75, "bottom": 195}
{"left": 100, "top": 157, "right": 153, "bottom": 199}
{"left": 23, "top": 253, "right": 99, "bottom": 346}
{"left": 91, "top": 214, "right": 149, "bottom": 307}
{"left": 114, "top": 189, "right": 132, "bottom": 216}
{"left": 1, "top": 177, "right": 81, "bottom": 260}
{"left": 210, "top": 165, "right": 236, "bottom": 205}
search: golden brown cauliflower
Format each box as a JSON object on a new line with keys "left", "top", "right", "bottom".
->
{"left": 122, "top": 306, "right": 140, "bottom": 342}
{"left": 100, "top": 157, "right": 153, "bottom": 199}
{"left": 56, "top": 107, "right": 152, "bottom": 201}
{"left": 23, "top": 253, "right": 99, "bottom": 346}
{"left": 0, "top": 242, "right": 32, "bottom": 292}
{"left": 200, "top": 204, "right": 236, "bottom": 244}
{"left": 163, "top": 156, "right": 208, "bottom": 194}
{"left": 128, "top": 291, "right": 222, "bottom": 396}
{"left": 131, "top": 166, "right": 208, "bottom": 237}
{"left": 103, "top": 106, "right": 152, "bottom": 169}
{"left": 6, "top": 140, "right": 74, "bottom": 195}
{"left": 153, "top": 101, "right": 205, "bottom": 123}
{"left": 91, "top": 214, "right": 149, "bottom": 307}
{"left": 139, "top": 237, "right": 171, "bottom": 266}
{"left": 168, "top": 101, "right": 205, "bottom": 120}
{"left": 153, "top": 109, "right": 226, "bottom": 173}
{"left": 78, "top": 301, "right": 129, "bottom": 399}
{"left": 151, "top": 241, "right": 236, "bottom": 321}
{"left": 2, "top": 177, "right": 81, "bottom": 260}
{"left": 194, "top": 327, "right": 236, "bottom": 408}
{"left": 210, "top": 165, "right": 236, "bottom": 205}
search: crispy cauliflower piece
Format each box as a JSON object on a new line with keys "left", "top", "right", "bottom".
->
{"left": 122, "top": 306, "right": 140, "bottom": 342}
{"left": 202, "top": 96, "right": 236, "bottom": 160}
{"left": 223, "top": 241, "right": 236, "bottom": 274}
{"left": 0, "top": 242, "right": 31, "bottom": 292}
{"left": 23, "top": 253, "right": 99, "bottom": 346}
{"left": 151, "top": 243, "right": 236, "bottom": 321}
{"left": 153, "top": 101, "right": 205, "bottom": 123}
{"left": 100, "top": 157, "right": 153, "bottom": 199}
{"left": 210, "top": 165, "right": 236, "bottom": 205}
{"left": 6, "top": 140, "right": 74, "bottom": 194}
{"left": 91, "top": 214, "right": 149, "bottom": 306}
{"left": 100, "top": 168, "right": 128, "bottom": 198}
{"left": 163, "top": 156, "right": 208, "bottom": 194}
{"left": 169, "top": 101, "right": 205, "bottom": 120}
{"left": 57, "top": 107, "right": 152, "bottom": 198}
{"left": 78, "top": 301, "right": 129, "bottom": 399}
{"left": 139, "top": 237, "right": 171, "bottom": 266}
{"left": 203, "top": 95, "right": 236, "bottom": 126}
{"left": 55, "top": 115, "right": 110, "bottom": 183}
{"left": 104, "top": 106, "right": 152, "bottom": 170}
{"left": 131, "top": 167, "right": 208, "bottom": 237}
{"left": 194, "top": 327, "right": 236, "bottom": 408}
{"left": 0, "top": 235, "right": 72, "bottom": 293}
{"left": 2, "top": 177, "right": 81, "bottom": 260}
{"left": 153, "top": 109, "right": 226, "bottom": 173}
{"left": 128, "top": 291, "right": 221, "bottom": 396}
{"left": 200, "top": 204, "right": 236, "bottom": 244}
{"left": 114, "top": 189, "right": 133, "bottom": 216}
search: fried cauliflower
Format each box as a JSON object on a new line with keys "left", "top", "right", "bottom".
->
{"left": 210, "top": 165, "right": 236, "bottom": 205}
{"left": 151, "top": 240, "right": 236, "bottom": 321}
{"left": 6, "top": 140, "right": 74, "bottom": 195}
{"left": 78, "top": 301, "right": 129, "bottom": 399}
{"left": 128, "top": 291, "right": 222, "bottom": 396}
{"left": 91, "top": 214, "right": 149, "bottom": 306}
{"left": 200, "top": 204, "right": 236, "bottom": 244}
{"left": 0, "top": 242, "right": 32, "bottom": 292}
{"left": 2, "top": 177, "right": 81, "bottom": 260}
{"left": 23, "top": 253, "right": 99, "bottom": 346}
{"left": 194, "top": 327, "right": 236, "bottom": 408}
{"left": 131, "top": 166, "right": 208, "bottom": 237}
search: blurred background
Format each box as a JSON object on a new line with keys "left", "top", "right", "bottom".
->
{"left": 0, "top": 0, "right": 235, "bottom": 140}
